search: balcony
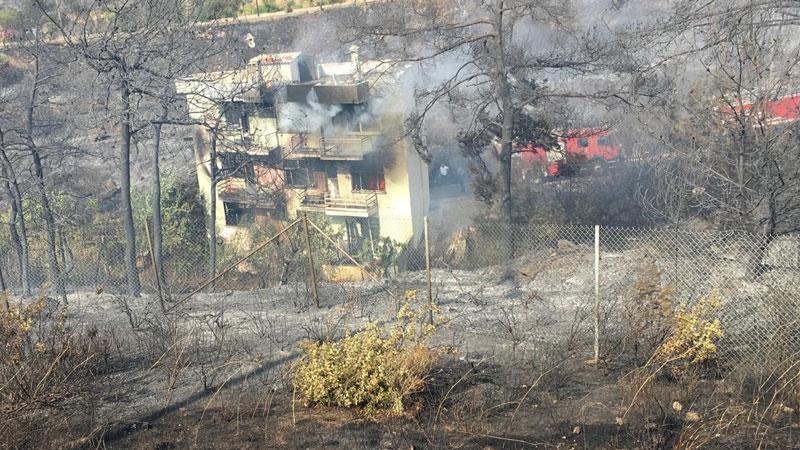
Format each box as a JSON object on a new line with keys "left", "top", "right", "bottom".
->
{"left": 218, "top": 179, "right": 277, "bottom": 209}
{"left": 278, "top": 132, "right": 333, "bottom": 159}
{"left": 297, "top": 190, "right": 378, "bottom": 218}
{"left": 279, "top": 132, "right": 380, "bottom": 160}
{"left": 286, "top": 81, "right": 370, "bottom": 104}
{"left": 218, "top": 128, "right": 252, "bottom": 147}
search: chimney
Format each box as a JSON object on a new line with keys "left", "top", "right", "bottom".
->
{"left": 350, "top": 45, "right": 362, "bottom": 81}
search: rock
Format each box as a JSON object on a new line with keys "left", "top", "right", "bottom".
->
{"left": 572, "top": 425, "right": 582, "bottom": 435}
{"left": 672, "top": 401, "right": 683, "bottom": 412}
{"left": 557, "top": 239, "right": 579, "bottom": 252}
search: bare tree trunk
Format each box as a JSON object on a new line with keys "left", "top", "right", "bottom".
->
{"left": 120, "top": 83, "right": 141, "bottom": 296}
{"left": 25, "top": 56, "right": 66, "bottom": 302}
{"left": 5, "top": 201, "right": 24, "bottom": 287}
{"left": 3, "top": 166, "right": 31, "bottom": 297}
{"left": 208, "top": 128, "right": 218, "bottom": 291}
{"left": 0, "top": 147, "right": 30, "bottom": 296}
{"left": 58, "top": 227, "right": 69, "bottom": 276}
{"left": 31, "top": 149, "right": 66, "bottom": 302}
{"left": 152, "top": 122, "right": 166, "bottom": 288}
{"left": 495, "top": 1, "right": 514, "bottom": 259}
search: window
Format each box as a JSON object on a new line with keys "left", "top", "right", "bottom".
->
{"left": 240, "top": 109, "right": 250, "bottom": 132}
{"left": 578, "top": 138, "right": 589, "bottom": 147}
{"left": 224, "top": 202, "right": 254, "bottom": 226}
{"left": 285, "top": 167, "right": 313, "bottom": 187}
{"left": 352, "top": 169, "right": 386, "bottom": 192}
{"left": 223, "top": 102, "right": 244, "bottom": 128}
{"left": 219, "top": 153, "right": 255, "bottom": 181}
{"left": 598, "top": 136, "right": 612, "bottom": 146}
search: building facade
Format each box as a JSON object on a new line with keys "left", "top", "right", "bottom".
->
{"left": 176, "top": 48, "right": 430, "bottom": 251}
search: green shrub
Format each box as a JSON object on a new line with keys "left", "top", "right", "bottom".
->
{"left": 293, "top": 290, "right": 437, "bottom": 415}
{"left": 241, "top": 1, "right": 280, "bottom": 15}
{"left": 197, "top": 0, "right": 245, "bottom": 20}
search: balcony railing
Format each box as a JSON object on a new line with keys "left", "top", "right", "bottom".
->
{"left": 297, "top": 189, "right": 378, "bottom": 217}
{"left": 218, "top": 179, "right": 277, "bottom": 209}
{"left": 279, "top": 132, "right": 380, "bottom": 160}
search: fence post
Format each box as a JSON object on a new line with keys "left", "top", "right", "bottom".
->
{"left": 144, "top": 219, "right": 165, "bottom": 314}
{"left": 593, "top": 224, "right": 601, "bottom": 364}
{"left": 302, "top": 213, "right": 321, "bottom": 309}
{"left": 0, "top": 260, "right": 5, "bottom": 294}
{"left": 424, "top": 215, "right": 433, "bottom": 325}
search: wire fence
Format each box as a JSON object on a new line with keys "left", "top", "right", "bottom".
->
{"left": 2, "top": 214, "right": 799, "bottom": 372}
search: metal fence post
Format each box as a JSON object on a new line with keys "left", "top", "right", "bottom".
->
{"left": 0, "top": 261, "right": 5, "bottom": 294}
{"left": 593, "top": 224, "right": 601, "bottom": 364}
{"left": 144, "top": 219, "right": 165, "bottom": 314}
{"left": 424, "top": 215, "right": 433, "bottom": 325}
{"left": 302, "top": 213, "right": 321, "bottom": 309}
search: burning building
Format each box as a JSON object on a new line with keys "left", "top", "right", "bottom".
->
{"left": 176, "top": 47, "right": 430, "bottom": 250}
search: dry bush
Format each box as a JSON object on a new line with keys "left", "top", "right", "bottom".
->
{"left": 0, "top": 293, "right": 112, "bottom": 448}
{"left": 654, "top": 291, "right": 723, "bottom": 374}
{"left": 293, "top": 290, "right": 437, "bottom": 416}
{"left": 617, "top": 261, "right": 674, "bottom": 364}
{"left": 674, "top": 347, "right": 800, "bottom": 448}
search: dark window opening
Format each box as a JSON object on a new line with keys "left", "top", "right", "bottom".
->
{"left": 224, "top": 202, "right": 254, "bottom": 226}
{"left": 344, "top": 218, "right": 378, "bottom": 255}
{"left": 220, "top": 153, "right": 256, "bottom": 182}
{"left": 223, "top": 102, "right": 244, "bottom": 128}
{"left": 598, "top": 136, "right": 612, "bottom": 146}
{"left": 352, "top": 169, "right": 385, "bottom": 192}
{"left": 223, "top": 101, "right": 275, "bottom": 131}
{"left": 286, "top": 167, "right": 313, "bottom": 187}
{"left": 578, "top": 138, "right": 589, "bottom": 147}
{"left": 240, "top": 109, "right": 250, "bottom": 132}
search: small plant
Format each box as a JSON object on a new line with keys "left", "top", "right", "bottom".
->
{"left": 293, "top": 290, "right": 437, "bottom": 415}
{"left": 656, "top": 291, "right": 724, "bottom": 367}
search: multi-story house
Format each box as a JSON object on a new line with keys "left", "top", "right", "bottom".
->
{"left": 176, "top": 48, "right": 430, "bottom": 252}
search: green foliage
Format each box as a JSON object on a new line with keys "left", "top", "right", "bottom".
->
{"left": 241, "top": 1, "right": 280, "bottom": 15}
{"left": 227, "top": 213, "right": 342, "bottom": 287}
{"left": 354, "top": 235, "right": 403, "bottom": 275}
{"left": 0, "top": 8, "right": 18, "bottom": 29}
{"left": 197, "top": 0, "right": 245, "bottom": 20}
{"left": 293, "top": 291, "right": 436, "bottom": 415}
{"left": 131, "top": 175, "right": 208, "bottom": 272}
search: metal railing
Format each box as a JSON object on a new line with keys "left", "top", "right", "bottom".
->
{"left": 218, "top": 179, "right": 277, "bottom": 208}
{"left": 278, "top": 131, "right": 379, "bottom": 160}
{"left": 320, "top": 132, "right": 380, "bottom": 160}
{"left": 297, "top": 189, "right": 378, "bottom": 216}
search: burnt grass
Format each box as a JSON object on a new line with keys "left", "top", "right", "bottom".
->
{"left": 6, "top": 343, "right": 798, "bottom": 449}
{"left": 80, "top": 360, "right": 683, "bottom": 450}
{"left": 4, "top": 258, "right": 800, "bottom": 449}
{"left": 29, "top": 357, "right": 795, "bottom": 450}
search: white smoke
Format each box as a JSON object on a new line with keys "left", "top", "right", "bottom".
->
{"left": 278, "top": 89, "right": 343, "bottom": 132}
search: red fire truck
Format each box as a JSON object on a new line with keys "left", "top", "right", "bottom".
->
{"left": 513, "top": 128, "right": 622, "bottom": 181}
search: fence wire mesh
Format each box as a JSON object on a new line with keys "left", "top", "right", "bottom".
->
{"left": 2, "top": 215, "right": 798, "bottom": 371}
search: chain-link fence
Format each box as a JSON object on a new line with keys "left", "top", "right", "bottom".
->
{"left": 2, "top": 214, "right": 798, "bottom": 371}
{"left": 398, "top": 219, "right": 800, "bottom": 371}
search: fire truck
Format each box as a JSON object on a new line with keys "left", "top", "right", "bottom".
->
{"left": 513, "top": 128, "right": 622, "bottom": 182}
